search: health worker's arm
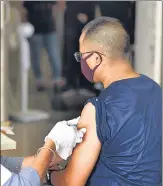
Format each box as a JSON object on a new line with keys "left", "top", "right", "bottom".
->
{"left": 1, "top": 156, "right": 24, "bottom": 173}
{"left": 3, "top": 139, "right": 56, "bottom": 186}
{"left": 51, "top": 102, "right": 102, "bottom": 186}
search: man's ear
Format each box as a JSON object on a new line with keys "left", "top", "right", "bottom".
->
{"left": 95, "top": 53, "right": 102, "bottom": 65}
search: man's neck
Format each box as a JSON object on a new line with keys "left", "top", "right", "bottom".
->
{"left": 102, "top": 62, "right": 140, "bottom": 88}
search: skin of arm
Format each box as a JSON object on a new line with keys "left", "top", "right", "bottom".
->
{"left": 2, "top": 139, "right": 59, "bottom": 185}
{"left": 22, "top": 151, "right": 62, "bottom": 170}
{"left": 24, "top": 139, "right": 62, "bottom": 183}
{"left": 51, "top": 102, "right": 102, "bottom": 186}
{"left": 30, "top": 139, "right": 55, "bottom": 182}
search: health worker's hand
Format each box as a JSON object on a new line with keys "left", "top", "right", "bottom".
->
{"left": 45, "top": 117, "right": 86, "bottom": 160}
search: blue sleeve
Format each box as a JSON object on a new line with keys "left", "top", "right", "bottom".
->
{"left": 85, "top": 97, "right": 111, "bottom": 144}
{"left": 1, "top": 156, "right": 24, "bottom": 173}
{"left": 3, "top": 167, "right": 40, "bottom": 186}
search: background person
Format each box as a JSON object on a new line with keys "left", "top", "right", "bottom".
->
{"left": 62, "top": 1, "right": 96, "bottom": 91}
{"left": 97, "top": 1, "right": 136, "bottom": 65}
{"left": 22, "top": 1, "right": 64, "bottom": 92}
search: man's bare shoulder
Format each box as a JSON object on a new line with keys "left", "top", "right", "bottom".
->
{"left": 61, "top": 102, "right": 101, "bottom": 186}
{"left": 78, "top": 102, "right": 96, "bottom": 130}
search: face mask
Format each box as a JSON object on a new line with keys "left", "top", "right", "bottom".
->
{"left": 80, "top": 57, "right": 101, "bottom": 83}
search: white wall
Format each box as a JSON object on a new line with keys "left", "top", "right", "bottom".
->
{"left": 135, "top": 1, "right": 162, "bottom": 85}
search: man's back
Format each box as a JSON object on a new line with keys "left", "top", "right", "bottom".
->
{"left": 86, "top": 75, "right": 162, "bottom": 186}
{"left": 50, "top": 17, "right": 162, "bottom": 186}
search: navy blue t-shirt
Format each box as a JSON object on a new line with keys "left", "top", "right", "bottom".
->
{"left": 86, "top": 75, "right": 162, "bottom": 186}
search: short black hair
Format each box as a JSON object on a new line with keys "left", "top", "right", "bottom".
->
{"left": 82, "top": 16, "right": 130, "bottom": 59}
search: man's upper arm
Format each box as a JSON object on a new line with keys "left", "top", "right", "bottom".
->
{"left": 64, "top": 102, "right": 102, "bottom": 186}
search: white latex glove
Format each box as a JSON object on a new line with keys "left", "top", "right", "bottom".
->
{"left": 45, "top": 117, "right": 86, "bottom": 160}
{"left": 56, "top": 117, "right": 85, "bottom": 160}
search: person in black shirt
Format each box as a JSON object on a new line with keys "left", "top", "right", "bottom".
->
{"left": 63, "top": 1, "right": 96, "bottom": 91}
{"left": 97, "top": 1, "right": 133, "bottom": 39}
{"left": 97, "top": 1, "right": 135, "bottom": 66}
{"left": 22, "top": 1, "right": 64, "bottom": 92}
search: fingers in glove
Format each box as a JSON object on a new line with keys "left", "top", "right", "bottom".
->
{"left": 78, "top": 128, "right": 87, "bottom": 134}
{"left": 57, "top": 147, "right": 73, "bottom": 160}
{"left": 76, "top": 137, "right": 83, "bottom": 143}
{"left": 76, "top": 128, "right": 86, "bottom": 143}
{"left": 77, "top": 128, "right": 86, "bottom": 138}
{"left": 67, "top": 116, "right": 80, "bottom": 126}
{"left": 78, "top": 131, "right": 84, "bottom": 138}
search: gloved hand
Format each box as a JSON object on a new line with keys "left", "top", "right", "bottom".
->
{"left": 56, "top": 117, "right": 85, "bottom": 160}
{"left": 45, "top": 117, "right": 86, "bottom": 160}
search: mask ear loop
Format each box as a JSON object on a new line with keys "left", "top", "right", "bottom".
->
{"left": 82, "top": 52, "right": 102, "bottom": 71}
{"left": 97, "top": 53, "right": 102, "bottom": 64}
{"left": 82, "top": 53, "right": 94, "bottom": 61}
{"left": 94, "top": 52, "right": 103, "bottom": 68}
